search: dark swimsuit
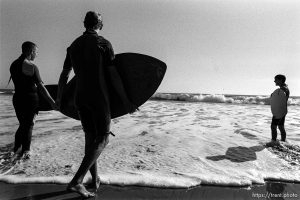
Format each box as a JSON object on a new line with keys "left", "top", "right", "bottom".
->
{"left": 10, "top": 55, "right": 42, "bottom": 153}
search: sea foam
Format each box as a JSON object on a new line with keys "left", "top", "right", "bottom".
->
{"left": 0, "top": 95, "right": 300, "bottom": 188}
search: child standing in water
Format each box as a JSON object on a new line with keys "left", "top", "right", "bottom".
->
{"left": 267, "top": 74, "right": 290, "bottom": 147}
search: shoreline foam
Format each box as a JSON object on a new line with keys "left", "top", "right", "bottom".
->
{"left": 1, "top": 99, "right": 300, "bottom": 189}
{"left": 0, "top": 181, "right": 300, "bottom": 200}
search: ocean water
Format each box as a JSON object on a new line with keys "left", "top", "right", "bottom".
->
{"left": 0, "top": 93, "right": 300, "bottom": 188}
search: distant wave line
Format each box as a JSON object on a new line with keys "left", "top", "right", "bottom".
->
{"left": 151, "top": 93, "right": 300, "bottom": 106}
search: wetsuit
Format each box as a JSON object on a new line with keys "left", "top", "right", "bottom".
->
{"left": 10, "top": 55, "right": 43, "bottom": 153}
{"left": 63, "top": 30, "right": 114, "bottom": 136}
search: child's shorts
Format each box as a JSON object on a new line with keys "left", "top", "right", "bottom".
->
{"left": 271, "top": 115, "right": 286, "bottom": 126}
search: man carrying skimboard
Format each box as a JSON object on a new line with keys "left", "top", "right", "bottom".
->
{"left": 267, "top": 74, "right": 290, "bottom": 147}
{"left": 56, "top": 11, "right": 137, "bottom": 198}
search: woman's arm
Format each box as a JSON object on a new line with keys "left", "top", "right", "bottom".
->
{"left": 37, "top": 83, "right": 56, "bottom": 109}
{"left": 32, "top": 65, "right": 56, "bottom": 109}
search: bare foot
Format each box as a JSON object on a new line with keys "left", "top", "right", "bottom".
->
{"left": 67, "top": 183, "right": 95, "bottom": 198}
{"left": 86, "top": 176, "right": 101, "bottom": 191}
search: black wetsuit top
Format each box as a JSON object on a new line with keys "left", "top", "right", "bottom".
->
{"left": 10, "top": 55, "right": 43, "bottom": 113}
{"left": 63, "top": 30, "right": 115, "bottom": 115}
{"left": 10, "top": 55, "right": 42, "bottom": 94}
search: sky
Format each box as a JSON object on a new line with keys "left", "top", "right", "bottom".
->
{"left": 1, "top": 0, "right": 300, "bottom": 96}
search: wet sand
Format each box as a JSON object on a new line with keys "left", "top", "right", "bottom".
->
{"left": 1, "top": 181, "right": 300, "bottom": 200}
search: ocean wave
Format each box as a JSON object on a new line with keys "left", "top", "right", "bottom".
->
{"left": 1, "top": 171, "right": 299, "bottom": 188}
{"left": 151, "top": 93, "right": 300, "bottom": 106}
{"left": 0, "top": 173, "right": 198, "bottom": 188}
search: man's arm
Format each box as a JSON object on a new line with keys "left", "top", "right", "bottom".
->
{"left": 56, "top": 49, "right": 72, "bottom": 108}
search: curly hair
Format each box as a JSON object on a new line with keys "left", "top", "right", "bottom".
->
{"left": 22, "top": 41, "right": 36, "bottom": 55}
{"left": 84, "top": 11, "right": 102, "bottom": 30}
{"left": 275, "top": 74, "right": 286, "bottom": 83}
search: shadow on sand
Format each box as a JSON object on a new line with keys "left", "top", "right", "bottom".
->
{"left": 206, "top": 145, "right": 265, "bottom": 163}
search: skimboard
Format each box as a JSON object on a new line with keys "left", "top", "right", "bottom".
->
{"left": 270, "top": 88, "right": 287, "bottom": 119}
{"left": 38, "top": 53, "right": 167, "bottom": 120}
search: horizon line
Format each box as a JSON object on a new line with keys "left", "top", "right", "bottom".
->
{"left": 1, "top": 89, "right": 299, "bottom": 98}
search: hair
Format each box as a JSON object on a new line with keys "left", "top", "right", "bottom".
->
{"left": 275, "top": 74, "right": 286, "bottom": 83}
{"left": 22, "top": 41, "right": 36, "bottom": 55}
{"left": 84, "top": 11, "right": 102, "bottom": 30}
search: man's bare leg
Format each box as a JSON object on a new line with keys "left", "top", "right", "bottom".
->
{"left": 84, "top": 132, "right": 101, "bottom": 190}
{"left": 67, "top": 133, "right": 109, "bottom": 197}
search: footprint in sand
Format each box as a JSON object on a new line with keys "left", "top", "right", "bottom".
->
{"left": 203, "top": 125, "right": 221, "bottom": 128}
{"left": 231, "top": 122, "right": 240, "bottom": 128}
{"left": 134, "top": 160, "right": 147, "bottom": 170}
{"left": 139, "top": 131, "right": 149, "bottom": 136}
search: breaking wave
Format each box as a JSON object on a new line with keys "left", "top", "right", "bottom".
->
{"left": 151, "top": 93, "right": 300, "bottom": 106}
